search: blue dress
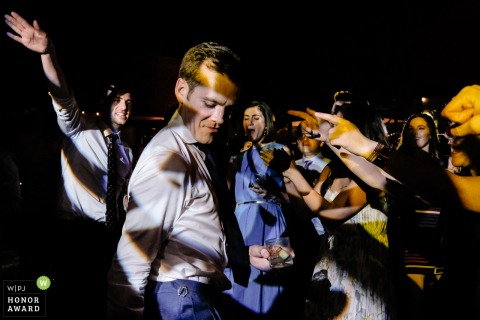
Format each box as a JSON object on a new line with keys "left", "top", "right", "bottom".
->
{"left": 224, "top": 143, "right": 289, "bottom": 315}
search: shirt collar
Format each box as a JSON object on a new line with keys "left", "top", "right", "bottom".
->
{"left": 99, "top": 120, "right": 121, "bottom": 139}
{"left": 168, "top": 112, "right": 198, "bottom": 146}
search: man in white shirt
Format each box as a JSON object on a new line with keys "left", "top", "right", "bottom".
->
{"left": 106, "top": 42, "right": 272, "bottom": 320}
{"left": 5, "top": 11, "right": 134, "bottom": 318}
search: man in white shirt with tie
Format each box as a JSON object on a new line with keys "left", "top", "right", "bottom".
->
{"left": 5, "top": 11, "right": 134, "bottom": 318}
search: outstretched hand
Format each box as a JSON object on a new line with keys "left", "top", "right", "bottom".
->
{"left": 288, "top": 108, "right": 330, "bottom": 142}
{"left": 314, "top": 112, "right": 378, "bottom": 158}
{"left": 4, "top": 11, "right": 49, "bottom": 54}
{"left": 260, "top": 148, "right": 292, "bottom": 173}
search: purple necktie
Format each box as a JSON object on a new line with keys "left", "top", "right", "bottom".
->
{"left": 304, "top": 160, "right": 313, "bottom": 170}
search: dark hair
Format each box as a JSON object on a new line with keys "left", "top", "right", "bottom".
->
{"left": 333, "top": 90, "right": 356, "bottom": 103}
{"left": 242, "top": 100, "right": 277, "bottom": 143}
{"left": 397, "top": 113, "right": 444, "bottom": 166}
{"left": 99, "top": 82, "right": 133, "bottom": 129}
{"left": 333, "top": 90, "right": 370, "bottom": 105}
{"left": 333, "top": 101, "right": 390, "bottom": 146}
{"left": 178, "top": 42, "right": 242, "bottom": 99}
{"left": 101, "top": 83, "right": 133, "bottom": 113}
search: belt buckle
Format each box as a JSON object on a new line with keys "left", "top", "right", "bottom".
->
{"left": 177, "top": 286, "right": 188, "bottom": 297}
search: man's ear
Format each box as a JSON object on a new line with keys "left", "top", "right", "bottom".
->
{"left": 174, "top": 78, "right": 188, "bottom": 104}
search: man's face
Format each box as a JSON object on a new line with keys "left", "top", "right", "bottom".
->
{"left": 110, "top": 92, "right": 132, "bottom": 130}
{"left": 176, "top": 62, "right": 239, "bottom": 144}
{"left": 297, "top": 135, "right": 321, "bottom": 157}
{"left": 297, "top": 121, "right": 321, "bottom": 157}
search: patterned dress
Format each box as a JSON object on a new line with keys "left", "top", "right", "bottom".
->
{"left": 306, "top": 186, "right": 395, "bottom": 320}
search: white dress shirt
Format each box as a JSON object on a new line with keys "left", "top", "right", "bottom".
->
{"left": 51, "top": 93, "right": 133, "bottom": 221}
{"left": 106, "top": 113, "right": 229, "bottom": 319}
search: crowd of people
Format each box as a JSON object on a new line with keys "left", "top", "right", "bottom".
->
{"left": 3, "top": 9, "right": 480, "bottom": 320}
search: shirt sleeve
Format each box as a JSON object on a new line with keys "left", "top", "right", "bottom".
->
{"left": 106, "top": 149, "right": 189, "bottom": 319}
{"left": 49, "top": 92, "right": 82, "bottom": 136}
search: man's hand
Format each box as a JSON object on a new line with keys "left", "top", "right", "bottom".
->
{"left": 5, "top": 11, "right": 50, "bottom": 54}
{"left": 249, "top": 245, "right": 272, "bottom": 271}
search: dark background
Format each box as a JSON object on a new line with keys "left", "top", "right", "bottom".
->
{"left": 2, "top": 0, "right": 480, "bottom": 121}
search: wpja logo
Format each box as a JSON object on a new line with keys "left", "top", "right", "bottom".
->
{"left": 3, "top": 276, "right": 50, "bottom": 317}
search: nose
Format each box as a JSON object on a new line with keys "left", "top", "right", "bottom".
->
{"left": 211, "top": 106, "right": 225, "bottom": 124}
{"left": 117, "top": 103, "right": 126, "bottom": 112}
{"left": 115, "top": 98, "right": 127, "bottom": 110}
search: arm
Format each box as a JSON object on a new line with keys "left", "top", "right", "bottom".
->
{"left": 277, "top": 157, "right": 367, "bottom": 222}
{"left": 315, "top": 112, "right": 480, "bottom": 212}
{"left": 283, "top": 166, "right": 326, "bottom": 213}
{"left": 447, "top": 172, "right": 480, "bottom": 212}
{"left": 259, "top": 146, "right": 319, "bottom": 204}
{"left": 317, "top": 180, "right": 368, "bottom": 221}
{"left": 5, "top": 11, "right": 69, "bottom": 98}
{"left": 107, "top": 151, "right": 187, "bottom": 319}
{"left": 325, "top": 142, "right": 394, "bottom": 191}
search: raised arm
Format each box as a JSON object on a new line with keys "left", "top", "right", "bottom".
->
{"left": 5, "top": 11, "right": 69, "bottom": 98}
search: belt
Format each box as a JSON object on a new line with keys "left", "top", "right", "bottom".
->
{"left": 149, "top": 279, "right": 220, "bottom": 297}
{"left": 236, "top": 200, "right": 281, "bottom": 207}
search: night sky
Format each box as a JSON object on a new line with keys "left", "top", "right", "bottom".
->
{"left": 2, "top": 0, "right": 480, "bottom": 120}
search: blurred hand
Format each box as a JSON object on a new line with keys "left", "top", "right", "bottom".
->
{"left": 288, "top": 108, "right": 330, "bottom": 142}
{"left": 441, "top": 85, "right": 480, "bottom": 137}
{"left": 248, "top": 178, "right": 278, "bottom": 200}
{"left": 260, "top": 148, "right": 292, "bottom": 173}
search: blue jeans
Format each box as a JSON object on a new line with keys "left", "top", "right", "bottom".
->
{"left": 144, "top": 279, "right": 222, "bottom": 320}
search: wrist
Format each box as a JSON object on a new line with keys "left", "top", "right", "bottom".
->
{"left": 40, "top": 42, "right": 53, "bottom": 55}
{"left": 366, "top": 143, "right": 394, "bottom": 168}
{"left": 359, "top": 139, "right": 381, "bottom": 158}
{"left": 366, "top": 143, "right": 384, "bottom": 162}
